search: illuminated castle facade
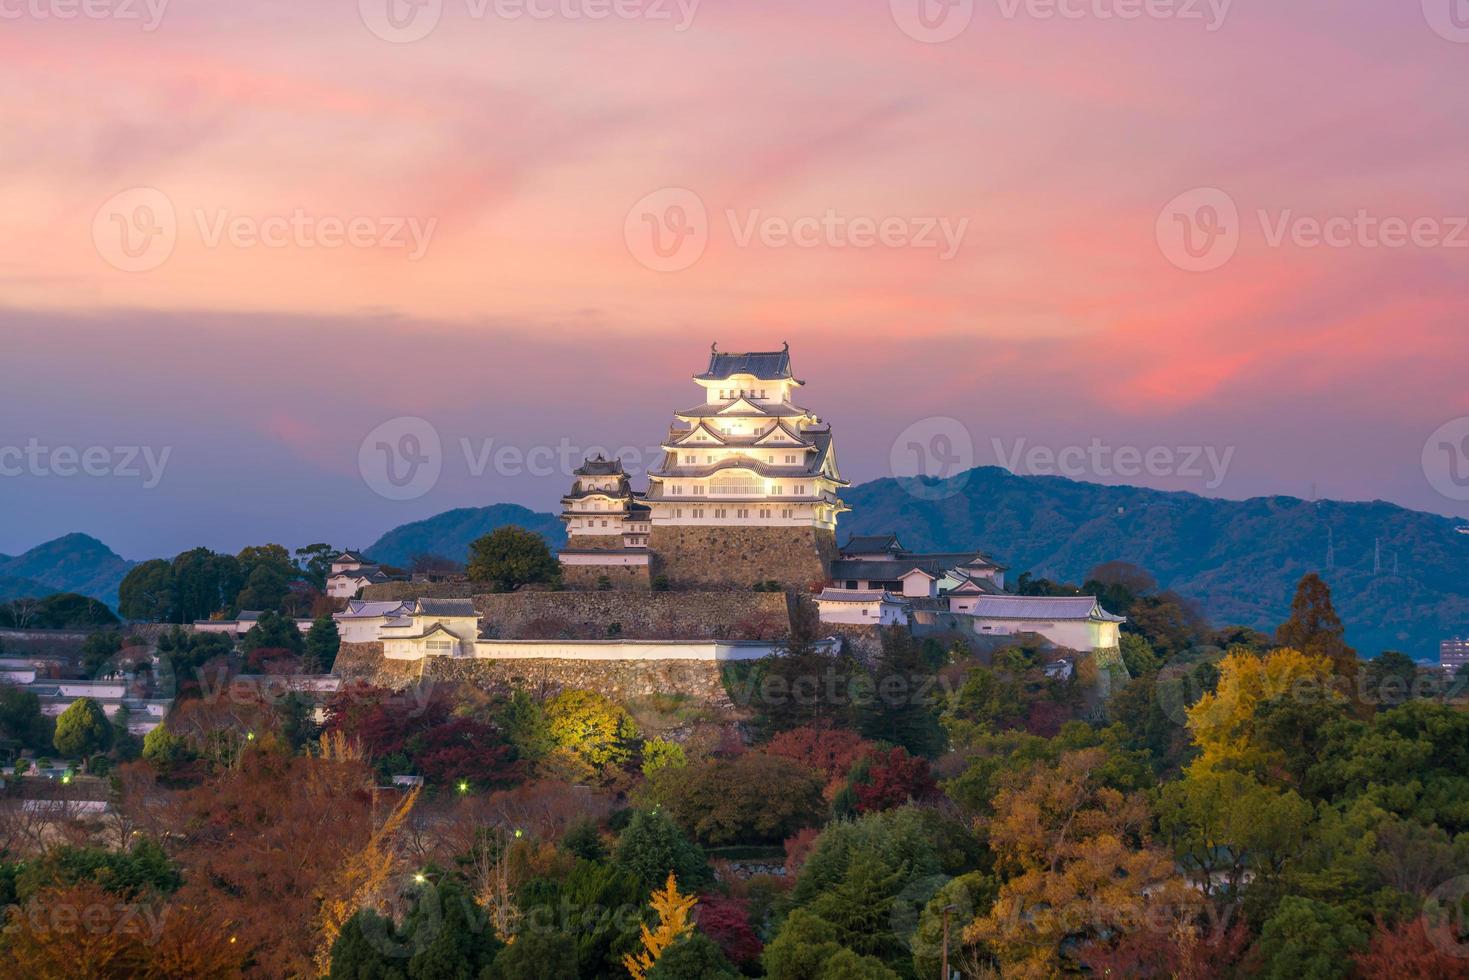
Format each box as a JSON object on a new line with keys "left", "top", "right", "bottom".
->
{"left": 559, "top": 345, "right": 846, "bottom": 590}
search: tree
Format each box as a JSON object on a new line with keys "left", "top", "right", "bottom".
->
{"left": 693, "top": 894, "right": 762, "bottom": 970}
{"left": 624, "top": 872, "right": 697, "bottom": 980}
{"left": 1185, "top": 647, "right": 1339, "bottom": 779}
{"left": 170, "top": 547, "right": 244, "bottom": 623}
{"left": 303, "top": 615, "right": 341, "bottom": 673}
{"left": 465, "top": 526, "right": 559, "bottom": 591}
{"left": 33, "top": 593, "right": 120, "bottom": 629}
{"left": 1277, "top": 572, "right": 1358, "bottom": 683}
{"left": 492, "top": 928, "right": 578, "bottom": 980}
{"left": 295, "top": 542, "right": 336, "bottom": 590}
{"left": 847, "top": 746, "right": 937, "bottom": 814}
{"left": 614, "top": 810, "right": 712, "bottom": 891}
{"left": 53, "top": 697, "right": 113, "bottom": 759}
{"left": 645, "top": 931, "right": 739, "bottom": 980}
{"left": 499, "top": 690, "right": 554, "bottom": 763}
{"left": 546, "top": 689, "right": 637, "bottom": 768}
{"left": 645, "top": 752, "right": 826, "bottom": 846}
{"left": 240, "top": 610, "right": 305, "bottom": 655}
{"left": 1363, "top": 650, "right": 1418, "bottom": 706}
{"left": 0, "top": 684, "right": 50, "bottom": 749}
{"left": 964, "top": 748, "right": 1200, "bottom": 978}
{"left": 640, "top": 737, "right": 687, "bottom": 775}
{"left": 1157, "top": 767, "right": 1312, "bottom": 904}
{"left": 141, "top": 725, "right": 194, "bottom": 774}
{"left": 117, "top": 559, "right": 176, "bottom": 622}
{"left": 1250, "top": 896, "right": 1367, "bottom": 980}
{"left": 859, "top": 628, "right": 945, "bottom": 757}
{"left": 82, "top": 630, "right": 123, "bottom": 677}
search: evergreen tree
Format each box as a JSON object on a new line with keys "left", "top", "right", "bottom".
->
{"left": 241, "top": 610, "right": 305, "bottom": 655}
{"left": 492, "top": 929, "right": 578, "bottom": 980}
{"left": 53, "top": 697, "right": 113, "bottom": 759}
{"left": 614, "top": 810, "right": 712, "bottom": 891}
{"left": 859, "top": 628, "right": 945, "bottom": 757}
{"left": 304, "top": 616, "right": 342, "bottom": 673}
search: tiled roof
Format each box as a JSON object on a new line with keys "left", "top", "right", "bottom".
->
{"left": 966, "top": 595, "right": 1125, "bottom": 622}
{"left": 338, "top": 600, "right": 412, "bottom": 619}
{"left": 574, "top": 454, "right": 625, "bottom": 476}
{"left": 841, "top": 534, "right": 904, "bottom": 554}
{"left": 413, "top": 598, "right": 477, "bottom": 617}
{"left": 695, "top": 347, "right": 797, "bottom": 382}
{"left": 673, "top": 399, "right": 811, "bottom": 419}
{"left": 816, "top": 588, "right": 906, "bottom": 604}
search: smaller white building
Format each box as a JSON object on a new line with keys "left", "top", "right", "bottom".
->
{"left": 334, "top": 600, "right": 414, "bottom": 643}
{"left": 814, "top": 588, "right": 911, "bottom": 626}
{"left": 380, "top": 599, "right": 481, "bottom": 660}
{"left": 958, "top": 595, "right": 1125, "bottom": 652}
{"left": 325, "top": 550, "right": 403, "bottom": 598}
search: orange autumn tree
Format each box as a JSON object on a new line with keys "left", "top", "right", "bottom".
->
{"left": 964, "top": 748, "right": 1200, "bottom": 979}
{"left": 623, "top": 872, "right": 697, "bottom": 980}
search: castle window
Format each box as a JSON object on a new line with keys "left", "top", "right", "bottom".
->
{"left": 693, "top": 508, "right": 704, "bottom": 518}
{"left": 684, "top": 454, "right": 695, "bottom": 463}
{"left": 715, "top": 508, "right": 727, "bottom": 518}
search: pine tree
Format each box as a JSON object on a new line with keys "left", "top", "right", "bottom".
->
{"left": 859, "top": 628, "right": 945, "bottom": 757}
{"left": 623, "top": 873, "right": 697, "bottom": 980}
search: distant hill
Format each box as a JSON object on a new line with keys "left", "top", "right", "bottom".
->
{"left": 842, "top": 467, "right": 1469, "bottom": 661}
{"left": 0, "top": 533, "right": 135, "bottom": 607}
{"left": 365, "top": 504, "right": 568, "bottom": 568}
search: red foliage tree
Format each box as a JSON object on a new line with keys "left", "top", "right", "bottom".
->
{"left": 1352, "top": 918, "right": 1468, "bottom": 979}
{"left": 323, "top": 683, "right": 449, "bottom": 758}
{"left": 851, "top": 746, "right": 938, "bottom": 813}
{"left": 409, "top": 716, "right": 521, "bottom": 788}
{"left": 763, "top": 724, "right": 874, "bottom": 792}
{"left": 1078, "top": 920, "right": 1250, "bottom": 979}
{"left": 784, "top": 826, "right": 821, "bottom": 876}
{"left": 696, "top": 893, "right": 763, "bottom": 967}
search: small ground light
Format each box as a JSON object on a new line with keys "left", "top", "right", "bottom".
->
{"left": 457, "top": 780, "right": 469, "bottom": 793}
{"left": 514, "top": 829, "right": 523, "bottom": 838}
{"left": 413, "top": 872, "right": 427, "bottom": 884}
{"left": 246, "top": 731, "right": 255, "bottom": 741}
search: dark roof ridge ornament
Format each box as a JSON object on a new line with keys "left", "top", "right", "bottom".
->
{"left": 711, "top": 341, "right": 718, "bottom": 354}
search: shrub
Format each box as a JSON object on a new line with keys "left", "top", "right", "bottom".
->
{"left": 646, "top": 752, "right": 826, "bottom": 846}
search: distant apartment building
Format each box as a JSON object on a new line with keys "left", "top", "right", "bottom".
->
{"left": 1441, "top": 638, "right": 1469, "bottom": 678}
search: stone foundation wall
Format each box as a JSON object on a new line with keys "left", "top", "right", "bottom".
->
{"left": 564, "top": 534, "right": 626, "bottom": 551}
{"left": 334, "top": 641, "right": 425, "bottom": 687}
{"left": 425, "top": 657, "right": 731, "bottom": 705}
{"left": 559, "top": 563, "right": 651, "bottom": 591}
{"left": 475, "top": 590, "right": 791, "bottom": 640}
{"left": 647, "top": 525, "right": 835, "bottom": 590}
{"left": 332, "top": 642, "right": 732, "bottom": 705}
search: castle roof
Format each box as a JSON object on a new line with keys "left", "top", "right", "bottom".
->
{"left": 412, "top": 598, "right": 477, "bottom": 617}
{"left": 841, "top": 534, "right": 905, "bottom": 555}
{"left": 673, "top": 399, "right": 810, "bottom": 420}
{"left": 964, "top": 595, "right": 1125, "bottom": 622}
{"left": 574, "top": 454, "right": 625, "bottom": 477}
{"left": 695, "top": 345, "right": 800, "bottom": 383}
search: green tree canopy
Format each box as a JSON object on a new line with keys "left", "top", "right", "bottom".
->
{"left": 53, "top": 697, "right": 114, "bottom": 759}
{"left": 465, "top": 526, "right": 559, "bottom": 591}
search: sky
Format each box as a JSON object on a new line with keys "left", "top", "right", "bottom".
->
{"left": 2, "top": 0, "right": 1469, "bottom": 560}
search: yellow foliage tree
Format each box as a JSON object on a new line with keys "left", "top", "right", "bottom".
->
{"left": 964, "top": 748, "right": 1201, "bottom": 979}
{"left": 1185, "top": 647, "right": 1336, "bottom": 776}
{"left": 623, "top": 872, "right": 697, "bottom": 980}
{"left": 313, "top": 783, "right": 421, "bottom": 975}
